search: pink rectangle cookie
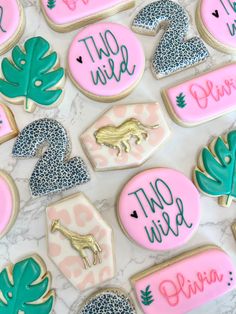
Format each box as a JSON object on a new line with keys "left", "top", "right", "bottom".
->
{"left": 131, "top": 246, "right": 236, "bottom": 314}
{"left": 40, "top": 0, "right": 135, "bottom": 32}
{"left": 162, "top": 63, "right": 236, "bottom": 126}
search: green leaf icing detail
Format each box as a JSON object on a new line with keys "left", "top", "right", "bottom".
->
{"left": 195, "top": 130, "right": 236, "bottom": 207}
{"left": 47, "top": 0, "right": 56, "bottom": 9}
{"left": 0, "top": 36, "right": 64, "bottom": 112}
{"left": 0, "top": 256, "right": 55, "bottom": 314}
{"left": 141, "top": 285, "right": 154, "bottom": 306}
{"left": 176, "top": 92, "right": 187, "bottom": 108}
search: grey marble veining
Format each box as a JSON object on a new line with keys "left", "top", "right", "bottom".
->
{"left": 0, "top": 0, "right": 236, "bottom": 313}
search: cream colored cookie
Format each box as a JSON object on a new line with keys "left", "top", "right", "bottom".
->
{"left": 46, "top": 192, "right": 115, "bottom": 291}
{"left": 80, "top": 103, "right": 170, "bottom": 171}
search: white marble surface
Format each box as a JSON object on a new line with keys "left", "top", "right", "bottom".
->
{"left": 1, "top": 0, "right": 236, "bottom": 313}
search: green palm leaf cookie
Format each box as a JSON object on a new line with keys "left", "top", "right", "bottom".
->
{"left": 140, "top": 285, "right": 154, "bottom": 306}
{"left": 194, "top": 130, "right": 236, "bottom": 207}
{"left": 0, "top": 255, "right": 55, "bottom": 314}
{"left": 0, "top": 36, "right": 65, "bottom": 113}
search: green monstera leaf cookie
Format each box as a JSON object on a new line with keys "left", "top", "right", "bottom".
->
{"left": 194, "top": 130, "right": 236, "bottom": 207}
{"left": 0, "top": 36, "right": 65, "bottom": 113}
{"left": 0, "top": 255, "right": 55, "bottom": 314}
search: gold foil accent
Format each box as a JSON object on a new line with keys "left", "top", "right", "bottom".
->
{"left": 51, "top": 219, "right": 102, "bottom": 269}
{"left": 94, "top": 118, "right": 159, "bottom": 156}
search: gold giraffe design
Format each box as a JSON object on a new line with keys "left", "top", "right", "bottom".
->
{"left": 94, "top": 118, "right": 159, "bottom": 156}
{"left": 51, "top": 219, "right": 102, "bottom": 269}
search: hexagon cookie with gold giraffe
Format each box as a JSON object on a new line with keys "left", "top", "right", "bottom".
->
{"left": 46, "top": 192, "right": 115, "bottom": 291}
{"left": 80, "top": 103, "right": 170, "bottom": 171}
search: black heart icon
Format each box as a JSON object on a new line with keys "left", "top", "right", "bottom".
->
{"left": 130, "top": 211, "right": 138, "bottom": 219}
{"left": 77, "top": 56, "right": 83, "bottom": 64}
{"left": 212, "top": 10, "right": 219, "bottom": 18}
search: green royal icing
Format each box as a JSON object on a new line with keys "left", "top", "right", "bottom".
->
{"left": 0, "top": 256, "right": 54, "bottom": 314}
{"left": 176, "top": 92, "right": 187, "bottom": 108}
{"left": 195, "top": 130, "right": 236, "bottom": 207}
{"left": 140, "top": 285, "right": 154, "bottom": 306}
{"left": 0, "top": 36, "right": 64, "bottom": 112}
{"left": 47, "top": 0, "right": 56, "bottom": 9}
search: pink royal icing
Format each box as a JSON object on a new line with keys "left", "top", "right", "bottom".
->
{"left": 0, "top": 173, "right": 15, "bottom": 237}
{"left": 68, "top": 22, "right": 145, "bottom": 99}
{"left": 0, "top": 0, "right": 21, "bottom": 47}
{"left": 41, "top": 0, "right": 134, "bottom": 27}
{"left": 199, "top": 0, "right": 236, "bottom": 50}
{"left": 132, "top": 247, "right": 236, "bottom": 314}
{"left": 163, "top": 63, "right": 236, "bottom": 126}
{"left": 117, "top": 168, "right": 201, "bottom": 251}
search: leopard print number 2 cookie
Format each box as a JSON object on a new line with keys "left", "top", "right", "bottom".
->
{"left": 12, "top": 118, "right": 90, "bottom": 197}
{"left": 132, "top": 0, "right": 209, "bottom": 78}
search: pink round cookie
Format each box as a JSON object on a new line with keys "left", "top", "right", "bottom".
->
{"left": 0, "top": 170, "right": 19, "bottom": 238}
{"left": 0, "top": 0, "right": 25, "bottom": 55}
{"left": 68, "top": 22, "right": 145, "bottom": 102}
{"left": 197, "top": 0, "right": 236, "bottom": 53}
{"left": 117, "top": 168, "right": 201, "bottom": 251}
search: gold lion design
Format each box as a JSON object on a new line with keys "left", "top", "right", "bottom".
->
{"left": 94, "top": 118, "right": 159, "bottom": 156}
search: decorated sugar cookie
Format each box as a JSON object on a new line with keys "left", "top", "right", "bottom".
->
{"left": 131, "top": 246, "right": 236, "bottom": 314}
{"left": 0, "top": 255, "right": 55, "bottom": 313}
{"left": 132, "top": 0, "right": 209, "bottom": 78}
{"left": 194, "top": 129, "right": 236, "bottom": 208}
{"left": 0, "top": 0, "right": 25, "bottom": 55}
{"left": 0, "top": 36, "right": 65, "bottom": 113}
{"left": 40, "top": 0, "right": 135, "bottom": 32}
{"left": 81, "top": 103, "right": 170, "bottom": 171}
{"left": 12, "top": 119, "right": 90, "bottom": 197}
{"left": 46, "top": 192, "right": 115, "bottom": 291}
{"left": 0, "top": 103, "right": 18, "bottom": 144}
{"left": 197, "top": 0, "right": 236, "bottom": 54}
{"left": 68, "top": 22, "right": 145, "bottom": 102}
{"left": 79, "top": 288, "right": 136, "bottom": 314}
{"left": 162, "top": 63, "right": 236, "bottom": 126}
{"left": 0, "top": 170, "right": 19, "bottom": 239}
{"left": 117, "top": 168, "right": 201, "bottom": 251}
